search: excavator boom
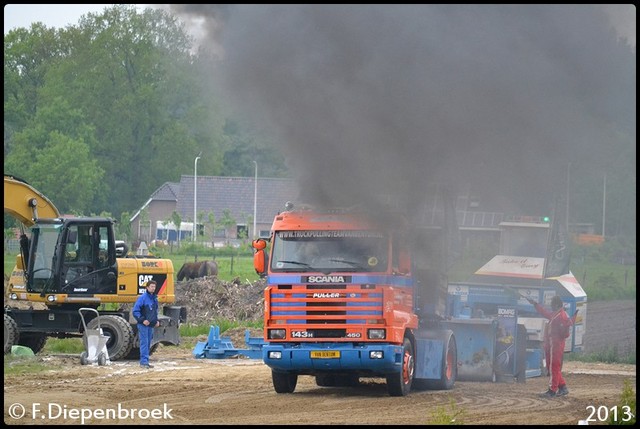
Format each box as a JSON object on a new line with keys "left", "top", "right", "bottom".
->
{"left": 4, "top": 174, "right": 185, "bottom": 361}
{"left": 4, "top": 174, "right": 60, "bottom": 226}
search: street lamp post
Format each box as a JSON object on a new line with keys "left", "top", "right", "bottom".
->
{"left": 602, "top": 173, "right": 606, "bottom": 237}
{"left": 193, "top": 152, "right": 202, "bottom": 242}
{"left": 253, "top": 160, "right": 258, "bottom": 239}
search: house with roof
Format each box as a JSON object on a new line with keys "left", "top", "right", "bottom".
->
{"left": 129, "top": 175, "right": 299, "bottom": 246}
{"left": 131, "top": 175, "right": 573, "bottom": 258}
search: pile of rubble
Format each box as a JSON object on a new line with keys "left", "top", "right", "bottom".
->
{"left": 174, "top": 276, "right": 266, "bottom": 326}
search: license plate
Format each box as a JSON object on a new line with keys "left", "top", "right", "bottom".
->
{"left": 310, "top": 351, "right": 340, "bottom": 359}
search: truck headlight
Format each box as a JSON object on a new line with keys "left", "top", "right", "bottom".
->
{"left": 368, "top": 329, "right": 386, "bottom": 339}
{"left": 10, "top": 293, "right": 17, "bottom": 300}
{"left": 268, "top": 329, "right": 286, "bottom": 340}
{"left": 47, "top": 295, "right": 56, "bottom": 303}
{"left": 268, "top": 351, "right": 283, "bottom": 359}
{"left": 369, "top": 351, "right": 384, "bottom": 359}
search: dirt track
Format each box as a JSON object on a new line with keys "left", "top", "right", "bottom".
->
{"left": 3, "top": 300, "right": 636, "bottom": 425}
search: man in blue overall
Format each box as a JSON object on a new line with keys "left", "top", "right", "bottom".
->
{"left": 133, "top": 280, "right": 159, "bottom": 368}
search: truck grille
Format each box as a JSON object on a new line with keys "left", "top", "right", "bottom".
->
{"left": 267, "top": 283, "right": 384, "bottom": 339}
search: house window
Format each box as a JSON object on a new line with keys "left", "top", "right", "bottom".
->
{"left": 236, "top": 224, "right": 248, "bottom": 239}
{"left": 259, "top": 230, "right": 271, "bottom": 239}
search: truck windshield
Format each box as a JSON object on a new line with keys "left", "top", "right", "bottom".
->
{"left": 27, "top": 223, "right": 62, "bottom": 293}
{"left": 271, "top": 230, "right": 388, "bottom": 273}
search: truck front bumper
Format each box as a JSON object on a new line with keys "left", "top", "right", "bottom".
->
{"left": 263, "top": 342, "right": 403, "bottom": 375}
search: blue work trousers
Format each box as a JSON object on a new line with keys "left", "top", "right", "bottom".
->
{"left": 138, "top": 324, "right": 154, "bottom": 365}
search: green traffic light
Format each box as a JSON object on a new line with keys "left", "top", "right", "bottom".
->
{"left": 542, "top": 216, "right": 550, "bottom": 223}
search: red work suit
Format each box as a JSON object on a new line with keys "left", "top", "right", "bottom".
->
{"left": 535, "top": 303, "right": 574, "bottom": 392}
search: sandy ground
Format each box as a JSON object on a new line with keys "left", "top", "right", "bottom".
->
{"left": 3, "top": 354, "right": 635, "bottom": 425}
{"left": 4, "top": 300, "right": 636, "bottom": 425}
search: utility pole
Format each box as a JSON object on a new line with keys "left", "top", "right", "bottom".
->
{"left": 193, "top": 152, "right": 202, "bottom": 242}
{"left": 253, "top": 160, "right": 258, "bottom": 239}
{"left": 602, "top": 173, "right": 606, "bottom": 237}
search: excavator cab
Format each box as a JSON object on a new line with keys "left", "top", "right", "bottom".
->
{"left": 26, "top": 218, "right": 118, "bottom": 297}
{"left": 5, "top": 174, "right": 184, "bottom": 360}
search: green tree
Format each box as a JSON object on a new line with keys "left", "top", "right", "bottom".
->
{"left": 218, "top": 209, "right": 236, "bottom": 240}
{"left": 6, "top": 5, "right": 225, "bottom": 218}
{"left": 118, "top": 211, "right": 132, "bottom": 243}
{"left": 4, "top": 97, "right": 103, "bottom": 214}
{"left": 4, "top": 23, "right": 64, "bottom": 139}
{"left": 219, "top": 118, "right": 288, "bottom": 178}
{"left": 5, "top": 130, "right": 103, "bottom": 214}
{"left": 205, "top": 211, "right": 217, "bottom": 245}
{"left": 171, "top": 211, "right": 182, "bottom": 245}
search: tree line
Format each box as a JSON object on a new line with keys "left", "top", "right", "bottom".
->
{"left": 4, "top": 4, "right": 287, "bottom": 227}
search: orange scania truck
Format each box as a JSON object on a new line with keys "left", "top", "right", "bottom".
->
{"left": 252, "top": 202, "right": 457, "bottom": 396}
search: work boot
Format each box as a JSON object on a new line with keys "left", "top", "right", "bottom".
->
{"left": 140, "top": 363, "right": 154, "bottom": 369}
{"left": 557, "top": 385, "right": 569, "bottom": 396}
{"left": 540, "top": 388, "right": 556, "bottom": 398}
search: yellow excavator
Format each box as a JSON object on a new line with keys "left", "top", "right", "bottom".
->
{"left": 4, "top": 174, "right": 186, "bottom": 360}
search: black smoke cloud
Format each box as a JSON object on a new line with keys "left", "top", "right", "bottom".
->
{"left": 168, "top": 5, "right": 634, "bottom": 217}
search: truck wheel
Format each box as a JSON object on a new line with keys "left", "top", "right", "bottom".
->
{"left": 414, "top": 330, "right": 457, "bottom": 390}
{"left": 386, "top": 337, "right": 414, "bottom": 397}
{"left": 123, "top": 342, "right": 159, "bottom": 360}
{"left": 17, "top": 333, "right": 48, "bottom": 354}
{"left": 316, "top": 374, "right": 336, "bottom": 387}
{"left": 4, "top": 314, "right": 19, "bottom": 354}
{"left": 272, "top": 370, "right": 298, "bottom": 393}
{"left": 87, "top": 315, "right": 134, "bottom": 361}
{"left": 340, "top": 375, "right": 360, "bottom": 387}
{"left": 316, "top": 374, "right": 359, "bottom": 387}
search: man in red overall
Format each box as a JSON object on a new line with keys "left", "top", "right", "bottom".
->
{"left": 527, "top": 295, "right": 578, "bottom": 398}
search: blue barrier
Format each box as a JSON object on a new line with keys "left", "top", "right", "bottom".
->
{"left": 192, "top": 326, "right": 265, "bottom": 359}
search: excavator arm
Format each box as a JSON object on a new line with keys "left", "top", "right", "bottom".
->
{"left": 4, "top": 174, "right": 60, "bottom": 226}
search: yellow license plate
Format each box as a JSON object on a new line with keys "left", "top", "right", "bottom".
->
{"left": 310, "top": 351, "right": 340, "bottom": 359}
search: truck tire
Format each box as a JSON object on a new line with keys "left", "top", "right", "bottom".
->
{"left": 386, "top": 337, "right": 414, "bottom": 397}
{"left": 413, "top": 330, "right": 457, "bottom": 390}
{"left": 272, "top": 370, "right": 298, "bottom": 393}
{"left": 4, "top": 314, "right": 19, "bottom": 354}
{"left": 87, "top": 315, "right": 134, "bottom": 361}
{"left": 316, "top": 374, "right": 336, "bottom": 387}
{"left": 17, "top": 333, "right": 48, "bottom": 354}
{"left": 316, "top": 373, "right": 359, "bottom": 387}
{"left": 123, "top": 343, "right": 159, "bottom": 360}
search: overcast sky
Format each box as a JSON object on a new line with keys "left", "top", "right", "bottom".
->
{"left": 3, "top": 4, "right": 143, "bottom": 34}
{"left": 3, "top": 4, "right": 636, "bottom": 49}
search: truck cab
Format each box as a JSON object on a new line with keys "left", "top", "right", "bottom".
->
{"left": 253, "top": 203, "right": 457, "bottom": 396}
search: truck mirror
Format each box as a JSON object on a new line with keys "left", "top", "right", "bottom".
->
{"left": 253, "top": 249, "right": 268, "bottom": 277}
{"left": 252, "top": 239, "right": 267, "bottom": 250}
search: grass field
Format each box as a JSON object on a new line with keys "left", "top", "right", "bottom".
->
{"left": 4, "top": 249, "right": 635, "bottom": 364}
{"left": 3, "top": 252, "right": 260, "bottom": 284}
{"left": 448, "top": 254, "right": 636, "bottom": 301}
{"left": 4, "top": 246, "right": 635, "bottom": 301}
